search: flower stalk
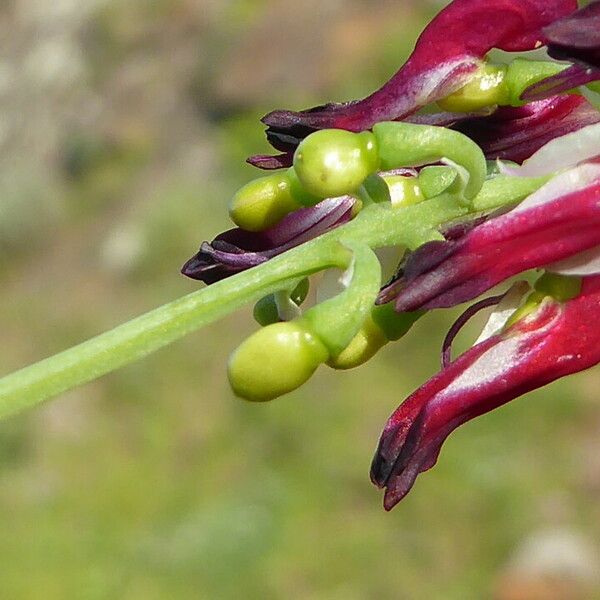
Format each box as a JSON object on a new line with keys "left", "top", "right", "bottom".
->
{"left": 2, "top": 0, "right": 599, "bottom": 510}
{"left": 0, "top": 186, "right": 483, "bottom": 418}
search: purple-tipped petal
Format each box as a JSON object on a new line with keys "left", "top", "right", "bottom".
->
{"left": 521, "top": 65, "right": 600, "bottom": 101}
{"left": 545, "top": 0, "right": 600, "bottom": 68}
{"left": 523, "top": 2, "right": 600, "bottom": 99}
{"left": 246, "top": 153, "right": 294, "bottom": 170}
{"left": 372, "top": 275, "right": 600, "bottom": 509}
{"left": 182, "top": 196, "right": 355, "bottom": 284}
{"left": 257, "top": 0, "right": 578, "bottom": 157}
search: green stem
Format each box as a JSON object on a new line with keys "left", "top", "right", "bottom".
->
{"left": 0, "top": 239, "right": 348, "bottom": 419}
{"left": 0, "top": 177, "right": 534, "bottom": 419}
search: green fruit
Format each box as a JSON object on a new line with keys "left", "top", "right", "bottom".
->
{"left": 293, "top": 130, "right": 379, "bottom": 199}
{"left": 385, "top": 175, "right": 424, "bottom": 208}
{"left": 437, "top": 63, "right": 508, "bottom": 112}
{"left": 327, "top": 315, "right": 387, "bottom": 370}
{"left": 229, "top": 173, "right": 302, "bottom": 232}
{"left": 228, "top": 322, "right": 329, "bottom": 402}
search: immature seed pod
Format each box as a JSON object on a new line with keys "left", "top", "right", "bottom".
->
{"left": 327, "top": 314, "right": 388, "bottom": 370}
{"left": 437, "top": 63, "right": 508, "bottom": 112}
{"left": 229, "top": 172, "right": 302, "bottom": 232}
{"left": 228, "top": 321, "right": 329, "bottom": 402}
{"left": 293, "top": 129, "right": 380, "bottom": 199}
{"left": 385, "top": 175, "right": 424, "bottom": 208}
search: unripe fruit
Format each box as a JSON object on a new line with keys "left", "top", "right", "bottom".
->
{"left": 229, "top": 173, "right": 302, "bottom": 232}
{"left": 437, "top": 64, "right": 508, "bottom": 112}
{"left": 327, "top": 315, "right": 387, "bottom": 370}
{"left": 293, "top": 130, "right": 379, "bottom": 199}
{"left": 385, "top": 175, "right": 424, "bottom": 208}
{"left": 228, "top": 322, "right": 329, "bottom": 402}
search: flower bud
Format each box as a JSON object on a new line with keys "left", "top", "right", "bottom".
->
{"left": 437, "top": 63, "right": 508, "bottom": 112}
{"left": 327, "top": 314, "right": 388, "bottom": 370}
{"left": 327, "top": 306, "right": 424, "bottom": 370}
{"left": 252, "top": 296, "right": 279, "bottom": 327}
{"left": 293, "top": 130, "right": 379, "bottom": 199}
{"left": 228, "top": 321, "right": 329, "bottom": 402}
{"left": 385, "top": 175, "right": 424, "bottom": 208}
{"left": 229, "top": 172, "right": 303, "bottom": 232}
{"left": 371, "top": 305, "right": 424, "bottom": 341}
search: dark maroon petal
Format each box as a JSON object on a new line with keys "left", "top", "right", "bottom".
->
{"left": 389, "top": 179, "right": 600, "bottom": 311}
{"left": 544, "top": 0, "right": 600, "bottom": 68}
{"left": 521, "top": 65, "right": 600, "bottom": 101}
{"left": 246, "top": 153, "right": 293, "bottom": 170}
{"left": 439, "top": 214, "right": 490, "bottom": 240}
{"left": 259, "top": 0, "right": 577, "bottom": 153}
{"left": 522, "top": 2, "right": 600, "bottom": 99}
{"left": 404, "top": 108, "right": 495, "bottom": 127}
{"left": 372, "top": 276, "right": 600, "bottom": 509}
{"left": 455, "top": 95, "right": 600, "bottom": 163}
{"left": 377, "top": 216, "right": 490, "bottom": 305}
{"left": 181, "top": 196, "right": 354, "bottom": 283}
{"left": 441, "top": 293, "right": 506, "bottom": 368}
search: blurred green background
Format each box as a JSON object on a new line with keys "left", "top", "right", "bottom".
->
{"left": 0, "top": 0, "right": 599, "bottom": 598}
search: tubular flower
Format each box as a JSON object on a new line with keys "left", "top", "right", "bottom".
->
{"left": 523, "top": 1, "right": 600, "bottom": 100}
{"left": 182, "top": 196, "right": 354, "bottom": 284}
{"left": 379, "top": 161, "right": 600, "bottom": 311}
{"left": 248, "top": 0, "right": 578, "bottom": 168}
{"left": 371, "top": 275, "right": 600, "bottom": 510}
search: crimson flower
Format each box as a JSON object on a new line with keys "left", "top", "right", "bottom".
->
{"left": 379, "top": 161, "right": 600, "bottom": 311}
{"left": 372, "top": 275, "right": 600, "bottom": 509}
{"left": 249, "top": 0, "right": 578, "bottom": 168}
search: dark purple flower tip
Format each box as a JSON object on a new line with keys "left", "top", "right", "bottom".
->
{"left": 523, "top": 2, "right": 600, "bottom": 99}
{"left": 181, "top": 196, "right": 354, "bottom": 284}
{"left": 372, "top": 275, "right": 600, "bottom": 509}
{"left": 520, "top": 64, "right": 600, "bottom": 101}
{"left": 252, "top": 0, "right": 577, "bottom": 164}
{"left": 379, "top": 164, "right": 600, "bottom": 311}
{"left": 545, "top": 0, "right": 600, "bottom": 68}
{"left": 246, "top": 152, "right": 294, "bottom": 170}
